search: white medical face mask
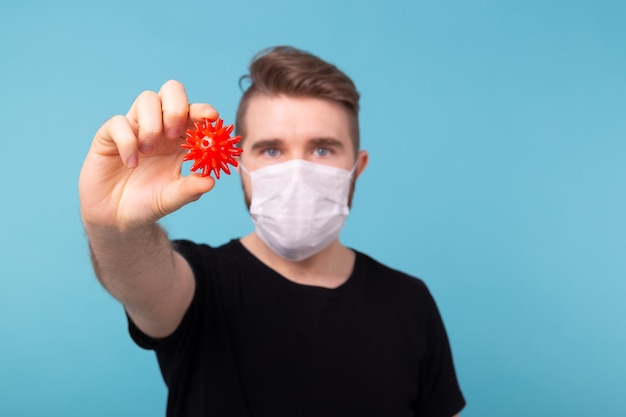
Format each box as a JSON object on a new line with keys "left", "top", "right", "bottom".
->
{"left": 241, "top": 159, "right": 355, "bottom": 262}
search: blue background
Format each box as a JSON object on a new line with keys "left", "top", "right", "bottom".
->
{"left": 1, "top": 1, "right": 625, "bottom": 416}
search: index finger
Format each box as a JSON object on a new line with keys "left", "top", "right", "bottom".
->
{"left": 159, "top": 81, "right": 219, "bottom": 139}
{"left": 158, "top": 80, "right": 191, "bottom": 139}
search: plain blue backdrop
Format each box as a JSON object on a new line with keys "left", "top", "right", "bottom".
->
{"left": 1, "top": 1, "right": 625, "bottom": 416}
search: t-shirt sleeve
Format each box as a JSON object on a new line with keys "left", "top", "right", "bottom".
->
{"left": 415, "top": 288, "right": 466, "bottom": 417}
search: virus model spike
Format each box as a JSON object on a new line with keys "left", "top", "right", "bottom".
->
{"left": 181, "top": 117, "right": 243, "bottom": 178}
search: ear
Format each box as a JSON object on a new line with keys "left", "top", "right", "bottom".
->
{"left": 355, "top": 150, "right": 369, "bottom": 178}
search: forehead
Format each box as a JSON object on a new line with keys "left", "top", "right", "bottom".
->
{"left": 242, "top": 94, "right": 354, "bottom": 148}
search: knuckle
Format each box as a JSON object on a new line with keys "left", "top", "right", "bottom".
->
{"left": 158, "top": 80, "right": 185, "bottom": 101}
{"left": 139, "top": 89, "right": 158, "bottom": 99}
{"left": 107, "top": 115, "right": 131, "bottom": 133}
{"left": 109, "top": 114, "right": 127, "bottom": 124}
{"left": 163, "top": 79, "right": 183, "bottom": 90}
{"left": 137, "top": 90, "right": 160, "bottom": 106}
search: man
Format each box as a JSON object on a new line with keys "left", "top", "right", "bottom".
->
{"left": 79, "top": 46, "right": 465, "bottom": 416}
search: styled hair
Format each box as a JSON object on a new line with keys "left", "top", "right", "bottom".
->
{"left": 235, "top": 46, "right": 360, "bottom": 151}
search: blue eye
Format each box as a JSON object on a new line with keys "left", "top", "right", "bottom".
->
{"left": 264, "top": 148, "right": 281, "bottom": 157}
{"left": 314, "top": 147, "right": 331, "bottom": 157}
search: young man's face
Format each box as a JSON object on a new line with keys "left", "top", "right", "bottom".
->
{"left": 238, "top": 94, "right": 368, "bottom": 207}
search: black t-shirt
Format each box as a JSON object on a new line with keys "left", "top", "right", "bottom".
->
{"left": 129, "top": 239, "right": 465, "bottom": 417}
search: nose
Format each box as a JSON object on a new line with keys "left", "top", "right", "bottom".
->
{"left": 284, "top": 146, "right": 307, "bottom": 162}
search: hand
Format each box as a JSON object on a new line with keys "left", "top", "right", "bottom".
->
{"left": 79, "top": 80, "right": 219, "bottom": 231}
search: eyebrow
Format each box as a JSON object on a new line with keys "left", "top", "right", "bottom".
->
{"left": 249, "top": 137, "right": 345, "bottom": 151}
{"left": 249, "top": 138, "right": 285, "bottom": 152}
{"left": 308, "top": 137, "right": 345, "bottom": 149}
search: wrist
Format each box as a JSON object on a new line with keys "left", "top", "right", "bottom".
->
{"left": 83, "top": 220, "right": 164, "bottom": 247}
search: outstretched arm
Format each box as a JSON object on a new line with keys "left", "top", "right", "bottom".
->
{"left": 79, "top": 80, "right": 217, "bottom": 338}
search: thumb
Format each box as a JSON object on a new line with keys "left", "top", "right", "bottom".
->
{"left": 163, "top": 174, "right": 216, "bottom": 213}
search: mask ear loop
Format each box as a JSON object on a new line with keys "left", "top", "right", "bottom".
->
{"left": 238, "top": 162, "right": 251, "bottom": 176}
{"left": 347, "top": 163, "right": 359, "bottom": 180}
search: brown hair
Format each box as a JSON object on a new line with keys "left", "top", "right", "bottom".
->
{"left": 235, "top": 46, "right": 361, "bottom": 152}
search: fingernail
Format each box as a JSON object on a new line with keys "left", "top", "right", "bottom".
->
{"left": 140, "top": 144, "right": 154, "bottom": 154}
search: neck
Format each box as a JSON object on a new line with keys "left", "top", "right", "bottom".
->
{"left": 240, "top": 232, "right": 355, "bottom": 289}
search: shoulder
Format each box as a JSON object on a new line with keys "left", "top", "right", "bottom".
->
{"left": 354, "top": 251, "right": 430, "bottom": 294}
{"left": 172, "top": 238, "right": 236, "bottom": 256}
{"left": 352, "top": 251, "right": 438, "bottom": 315}
{"left": 172, "top": 238, "right": 244, "bottom": 267}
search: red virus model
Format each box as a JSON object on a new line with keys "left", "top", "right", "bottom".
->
{"left": 181, "top": 117, "right": 243, "bottom": 178}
